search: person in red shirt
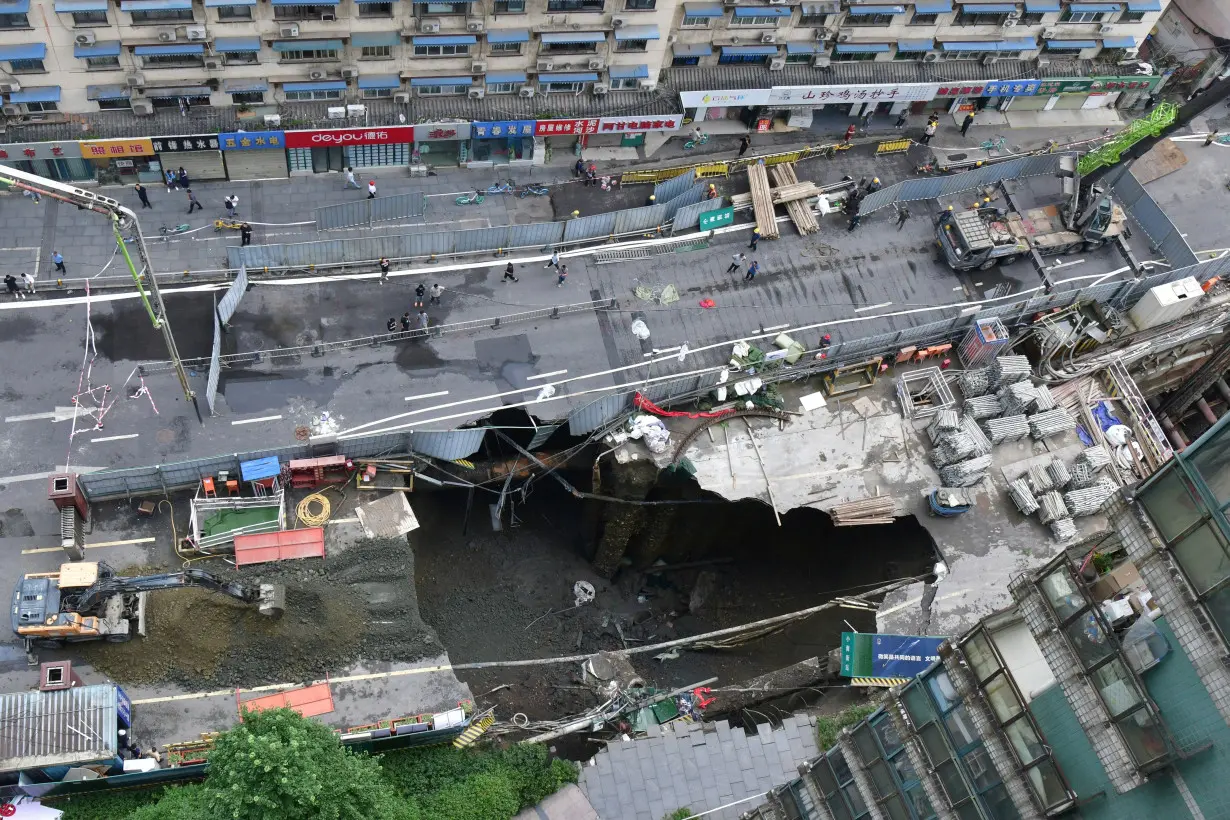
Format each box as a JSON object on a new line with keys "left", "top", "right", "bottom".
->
{"left": 844, "top": 124, "right": 856, "bottom": 143}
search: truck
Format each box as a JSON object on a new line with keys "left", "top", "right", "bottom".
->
{"left": 935, "top": 158, "right": 1129, "bottom": 273}
{"left": 11, "top": 561, "right": 285, "bottom": 647}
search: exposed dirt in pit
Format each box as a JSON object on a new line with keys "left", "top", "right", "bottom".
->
{"left": 77, "top": 537, "right": 442, "bottom": 689}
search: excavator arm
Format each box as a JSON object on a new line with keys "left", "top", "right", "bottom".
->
{"left": 73, "top": 568, "right": 272, "bottom": 613}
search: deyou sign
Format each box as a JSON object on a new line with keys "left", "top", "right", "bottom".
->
{"left": 283, "top": 126, "right": 415, "bottom": 149}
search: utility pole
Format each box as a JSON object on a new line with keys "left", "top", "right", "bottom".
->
{"left": 0, "top": 165, "right": 202, "bottom": 423}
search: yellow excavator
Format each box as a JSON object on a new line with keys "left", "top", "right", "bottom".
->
{"left": 11, "top": 561, "right": 284, "bottom": 647}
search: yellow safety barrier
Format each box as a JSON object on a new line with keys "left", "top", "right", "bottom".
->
{"left": 618, "top": 143, "right": 842, "bottom": 186}
{"left": 694, "top": 162, "right": 730, "bottom": 179}
{"left": 876, "top": 139, "right": 912, "bottom": 156}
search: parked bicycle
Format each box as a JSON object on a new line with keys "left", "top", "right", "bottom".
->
{"left": 683, "top": 133, "right": 709, "bottom": 151}
{"left": 980, "top": 136, "right": 1008, "bottom": 152}
{"left": 486, "top": 179, "right": 515, "bottom": 194}
{"left": 160, "top": 223, "right": 191, "bottom": 239}
{"left": 213, "top": 218, "right": 242, "bottom": 233}
{"left": 518, "top": 182, "right": 550, "bottom": 198}
{"left": 455, "top": 190, "right": 485, "bottom": 206}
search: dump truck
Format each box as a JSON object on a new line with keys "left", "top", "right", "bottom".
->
{"left": 11, "top": 561, "right": 284, "bottom": 647}
{"left": 935, "top": 157, "right": 1129, "bottom": 273}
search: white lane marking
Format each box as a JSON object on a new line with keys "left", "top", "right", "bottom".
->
{"left": 763, "top": 323, "right": 790, "bottom": 332}
{"left": 404, "top": 390, "right": 450, "bottom": 402}
{"left": 231, "top": 414, "right": 283, "bottom": 425}
{"left": 526, "top": 369, "right": 568, "bottom": 381}
{"left": 855, "top": 302, "right": 893, "bottom": 312}
{"left": 0, "top": 282, "right": 225, "bottom": 310}
{"left": 0, "top": 465, "right": 106, "bottom": 484}
{"left": 4, "top": 412, "right": 56, "bottom": 423}
{"left": 90, "top": 433, "right": 139, "bottom": 443}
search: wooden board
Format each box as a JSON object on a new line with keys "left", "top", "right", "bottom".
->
{"left": 746, "top": 162, "right": 780, "bottom": 239}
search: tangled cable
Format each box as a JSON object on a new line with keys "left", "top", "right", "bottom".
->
{"left": 296, "top": 492, "right": 332, "bottom": 527}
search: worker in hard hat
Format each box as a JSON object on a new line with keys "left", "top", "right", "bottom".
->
{"left": 865, "top": 177, "right": 881, "bottom": 194}
{"left": 706, "top": 183, "right": 719, "bottom": 200}
{"left": 646, "top": 194, "right": 656, "bottom": 206}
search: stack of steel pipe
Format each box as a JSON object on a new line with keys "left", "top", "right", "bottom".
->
{"left": 1068, "top": 460, "right": 1097, "bottom": 489}
{"left": 958, "top": 368, "right": 992, "bottom": 398}
{"left": 965, "top": 395, "right": 1003, "bottom": 420}
{"left": 1038, "top": 491, "right": 1070, "bottom": 525}
{"left": 1008, "top": 478, "right": 1039, "bottom": 515}
{"left": 932, "top": 432, "right": 978, "bottom": 468}
{"left": 998, "top": 382, "right": 1037, "bottom": 416}
{"left": 1032, "top": 385, "right": 1056, "bottom": 411}
{"left": 960, "top": 415, "right": 992, "bottom": 457}
{"left": 927, "top": 409, "right": 961, "bottom": 444}
{"left": 983, "top": 414, "right": 1029, "bottom": 443}
{"left": 1050, "top": 518, "right": 1077, "bottom": 542}
{"left": 1075, "top": 445, "right": 1111, "bottom": 473}
{"left": 940, "top": 454, "right": 993, "bottom": 487}
{"left": 1046, "top": 459, "right": 1071, "bottom": 489}
{"left": 1063, "top": 478, "right": 1118, "bottom": 516}
{"left": 1027, "top": 464, "right": 1053, "bottom": 493}
{"left": 1028, "top": 409, "right": 1077, "bottom": 440}
{"left": 989, "top": 355, "right": 1031, "bottom": 388}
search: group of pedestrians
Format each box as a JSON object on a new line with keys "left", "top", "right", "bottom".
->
{"left": 573, "top": 159, "right": 600, "bottom": 187}
{"left": 4, "top": 272, "right": 36, "bottom": 299}
{"left": 343, "top": 167, "right": 378, "bottom": 198}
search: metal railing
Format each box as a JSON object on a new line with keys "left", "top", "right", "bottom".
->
{"left": 314, "top": 192, "right": 428, "bottom": 230}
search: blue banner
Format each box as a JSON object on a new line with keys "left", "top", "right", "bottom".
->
{"left": 472, "top": 120, "right": 535, "bottom": 139}
{"left": 982, "top": 79, "right": 1041, "bottom": 97}
{"left": 218, "top": 130, "right": 286, "bottom": 151}
{"left": 116, "top": 685, "right": 132, "bottom": 726}
{"left": 871, "top": 635, "right": 944, "bottom": 678}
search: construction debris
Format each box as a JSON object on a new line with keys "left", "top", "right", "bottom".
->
{"left": 940, "top": 454, "right": 992, "bottom": 487}
{"left": 770, "top": 163, "right": 819, "bottom": 235}
{"left": 830, "top": 496, "right": 897, "bottom": 526}
{"left": 989, "top": 355, "right": 1032, "bottom": 387}
{"left": 958, "top": 368, "right": 992, "bottom": 398}
{"left": 1050, "top": 518, "right": 1077, "bottom": 542}
{"left": 1028, "top": 409, "right": 1077, "bottom": 440}
{"left": 746, "top": 161, "right": 780, "bottom": 240}
{"left": 1046, "top": 459, "right": 1071, "bottom": 489}
{"left": 964, "top": 395, "right": 1003, "bottom": 420}
{"left": 983, "top": 414, "right": 1029, "bottom": 444}
{"left": 1063, "top": 478, "right": 1118, "bottom": 516}
{"left": 1008, "top": 478, "right": 1039, "bottom": 515}
{"left": 1038, "top": 491, "right": 1070, "bottom": 525}
{"left": 1075, "top": 445, "right": 1111, "bottom": 473}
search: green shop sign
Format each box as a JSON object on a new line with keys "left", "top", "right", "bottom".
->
{"left": 1035, "top": 75, "right": 1161, "bottom": 95}
{"left": 699, "top": 206, "right": 734, "bottom": 231}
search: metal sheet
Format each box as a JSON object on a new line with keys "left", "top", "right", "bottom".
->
{"left": 564, "top": 212, "right": 617, "bottom": 243}
{"left": 671, "top": 198, "right": 725, "bottom": 234}
{"left": 613, "top": 203, "right": 668, "bottom": 235}
{"left": 410, "top": 428, "right": 486, "bottom": 460}
{"left": 1108, "top": 169, "right": 1198, "bottom": 269}
{"left": 217, "top": 265, "right": 247, "bottom": 324}
{"left": 661, "top": 183, "right": 706, "bottom": 219}
{"left": 454, "top": 226, "right": 510, "bottom": 254}
{"left": 526, "top": 423, "right": 560, "bottom": 450}
{"left": 568, "top": 393, "right": 628, "bottom": 435}
{"left": 233, "top": 527, "right": 326, "bottom": 566}
{"left": 653, "top": 169, "right": 696, "bottom": 203}
{"left": 205, "top": 307, "right": 222, "bottom": 416}
{"left": 506, "top": 221, "right": 566, "bottom": 251}
{"left": 0, "top": 684, "right": 119, "bottom": 772}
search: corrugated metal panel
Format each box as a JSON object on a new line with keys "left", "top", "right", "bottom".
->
{"left": 0, "top": 684, "right": 119, "bottom": 773}
{"left": 217, "top": 265, "right": 247, "bottom": 324}
{"left": 205, "top": 308, "right": 222, "bottom": 416}
{"left": 653, "top": 169, "right": 696, "bottom": 202}
{"left": 454, "top": 226, "right": 510, "bottom": 254}
{"left": 526, "top": 423, "right": 560, "bottom": 450}
{"left": 1108, "top": 169, "right": 1198, "bottom": 270}
{"left": 410, "top": 428, "right": 486, "bottom": 460}
{"left": 371, "top": 192, "right": 427, "bottom": 223}
{"left": 314, "top": 193, "right": 428, "bottom": 229}
{"left": 568, "top": 393, "right": 629, "bottom": 435}
{"left": 614, "top": 203, "right": 668, "bottom": 235}
{"left": 671, "top": 197, "right": 725, "bottom": 234}
{"left": 661, "top": 183, "right": 706, "bottom": 220}
{"left": 564, "top": 212, "right": 617, "bottom": 242}
{"left": 506, "top": 221, "right": 565, "bottom": 251}
{"left": 314, "top": 200, "right": 371, "bottom": 230}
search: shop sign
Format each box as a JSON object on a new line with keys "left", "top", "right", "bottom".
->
{"left": 151, "top": 134, "right": 220, "bottom": 153}
{"left": 767, "top": 82, "right": 940, "bottom": 105}
{"left": 283, "top": 126, "right": 415, "bottom": 149}
{"left": 472, "top": 120, "right": 536, "bottom": 139}
{"left": 937, "top": 80, "right": 1041, "bottom": 98}
{"left": 680, "top": 89, "right": 772, "bottom": 108}
{"left": 79, "top": 138, "right": 155, "bottom": 158}
{"left": 0, "top": 141, "right": 82, "bottom": 161}
{"left": 699, "top": 206, "right": 734, "bottom": 231}
{"left": 114, "top": 159, "right": 134, "bottom": 168}
{"left": 533, "top": 118, "right": 600, "bottom": 136}
{"left": 218, "top": 131, "right": 285, "bottom": 151}
{"left": 840, "top": 632, "right": 943, "bottom": 679}
{"left": 597, "top": 115, "right": 684, "bottom": 133}
{"left": 414, "top": 122, "right": 472, "bottom": 141}
{"left": 116, "top": 685, "right": 132, "bottom": 725}
{"left": 1035, "top": 75, "right": 1160, "bottom": 95}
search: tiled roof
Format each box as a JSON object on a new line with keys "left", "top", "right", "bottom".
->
{"left": 412, "top": 89, "right": 680, "bottom": 121}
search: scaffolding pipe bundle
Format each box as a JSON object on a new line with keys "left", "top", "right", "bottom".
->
{"left": 932, "top": 431, "right": 979, "bottom": 468}
{"left": 998, "top": 382, "right": 1038, "bottom": 417}
{"left": 960, "top": 415, "right": 992, "bottom": 457}
{"left": 1038, "top": 491, "right": 1070, "bottom": 525}
{"left": 1008, "top": 478, "right": 1039, "bottom": 515}
{"left": 1027, "top": 464, "right": 1053, "bottom": 493}
{"left": 958, "top": 367, "right": 992, "bottom": 398}
{"left": 1063, "top": 478, "right": 1118, "bottom": 516}
{"left": 1033, "top": 385, "right": 1056, "bottom": 411}
{"left": 964, "top": 395, "right": 1003, "bottom": 420}
{"left": 927, "top": 408, "right": 961, "bottom": 444}
{"left": 1046, "top": 459, "right": 1071, "bottom": 489}
{"left": 983, "top": 414, "right": 1029, "bottom": 444}
{"left": 1076, "top": 445, "right": 1112, "bottom": 473}
{"left": 1028, "top": 409, "right": 1077, "bottom": 440}
{"left": 940, "top": 455, "right": 992, "bottom": 488}
{"left": 989, "top": 355, "right": 1032, "bottom": 388}
{"left": 1068, "top": 460, "right": 1098, "bottom": 489}
{"left": 1050, "top": 518, "right": 1077, "bottom": 542}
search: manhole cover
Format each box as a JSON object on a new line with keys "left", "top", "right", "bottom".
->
{"left": 155, "top": 428, "right": 175, "bottom": 444}
{"left": 295, "top": 426, "right": 311, "bottom": 441}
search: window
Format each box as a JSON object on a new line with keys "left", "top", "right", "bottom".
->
{"left": 217, "top": 5, "right": 252, "bottom": 19}
{"left": 785, "top": 51, "right": 811, "bottom": 63}
{"left": 416, "top": 83, "right": 466, "bottom": 94}
{"left": 231, "top": 90, "right": 264, "bottom": 104}
{"left": 151, "top": 93, "right": 208, "bottom": 108}
{"left": 730, "top": 14, "right": 781, "bottom": 25}
{"left": 23, "top": 100, "right": 58, "bottom": 112}
{"left": 284, "top": 88, "right": 342, "bottom": 100}
{"left": 1044, "top": 43, "right": 1084, "bottom": 55}
{"left": 141, "top": 53, "right": 205, "bottom": 67}
{"left": 1121, "top": 9, "right": 1145, "bottom": 21}
{"left": 611, "top": 76, "right": 640, "bottom": 90}
{"left": 845, "top": 12, "right": 894, "bottom": 25}
{"left": 1061, "top": 9, "right": 1107, "bottom": 22}
{"left": 718, "top": 51, "right": 769, "bottom": 63}
{"left": 624, "top": 0, "right": 655, "bottom": 8}
{"left": 1019, "top": 11, "right": 1043, "bottom": 23}
{"left": 547, "top": 0, "right": 604, "bottom": 9}
{"left": 956, "top": 10, "right": 1009, "bottom": 24}
{"left": 273, "top": 4, "right": 337, "bottom": 19}
{"left": 941, "top": 48, "right": 992, "bottom": 59}
{"left": 895, "top": 47, "right": 925, "bottom": 60}
{"left": 495, "top": 0, "right": 525, "bottom": 9}
{"left": 540, "top": 80, "right": 585, "bottom": 92}
{"left": 672, "top": 54, "right": 700, "bottom": 65}
{"left": 681, "top": 13, "right": 711, "bottom": 25}
{"left": 362, "top": 87, "right": 393, "bottom": 98}
{"left": 616, "top": 38, "right": 647, "bottom": 51}
{"left": 98, "top": 97, "right": 129, "bottom": 109}
{"left": 223, "top": 51, "right": 259, "bottom": 64}
{"left": 0, "top": 13, "right": 29, "bottom": 27}
{"left": 910, "top": 11, "right": 937, "bottom": 24}
{"left": 361, "top": 45, "right": 393, "bottom": 58}
{"left": 413, "top": 43, "right": 470, "bottom": 56}
{"left": 71, "top": 9, "right": 108, "bottom": 24}
{"left": 279, "top": 47, "right": 339, "bottom": 60}
{"left": 85, "top": 55, "right": 121, "bottom": 69}
{"left": 799, "top": 12, "right": 827, "bottom": 25}
{"left": 778, "top": 779, "right": 820, "bottom": 820}
{"left": 7, "top": 59, "right": 45, "bottom": 73}
{"left": 130, "top": 8, "right": 194, "bottom": 22}
{"left": 358, "top": 2, "right": 393, "bottom": 15}
{"left": 418, "top": 1, "right": 468, "bottom": 12}
{"left": 832, "top": 49, "right": 876, "bottom": 61}
{"left": 541, "top": 40, "right": 598, "bottom": 54}
{"left": 489, "top": 41, "right": 521, "bottom": 53}
{"left": 487, "top": 81, "right": 516, "bottom": 93}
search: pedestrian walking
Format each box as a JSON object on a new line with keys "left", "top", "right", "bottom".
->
{"left": 186, "top": 189, "right": 202, "bottom": 214}
{"left": 744, "top": 260, "right": 760, "bottom": 282}
{"left": 4, "top": 274, "right": 19, "bottom": 299}
{"left": 240, "top": 223, "right": 252, "bottom": 246}
{"left": 367, "top": 180, "right": 377, "bottom": 199}
{"left": 343, "top": 167, "right": 361, "bottom": 189}
{"left": 860, "top": 110, "right": 873, "bottom": 130}
{"left": 224, "top": 194, "right": 239, "bottom": 218}
{"left": 178, "top": 167, "right": 191, "bottom": 189}
{"left": 726, "top": 252, "right": 747, "bottom": 274}
{"left": 52, "top": 250, "right": 66, "bottom": 273}
{"left": 1205, "top": 129, "right": 1219, "bottom": 147}
{"left": 921, "top": 120, "right": 937, "bottom": 145}
{"left": 574, "top": 158, "right": 585, "bottom": 178}
{"left": 894, "top": 111, "right": 908, "bottom": 129}
{"left": 545, "top": 250, "right": 560, "bottom": 270}
{"left": 379, "top": 257, "right": 390, "bottom": 284}
{"left": 502, "top": 262, "right": 519, "bottom": 283}
{"left": 847, "top": 212, "right": 862, "bottom": 232}
{"left": 417, "top": 310, "right": 429, "bottom": 336}
{"left": 400, "top": 312, "right": 411, "bottom": 332}
{"left": 557, "top": 264, "right": 568, "bottom": 288}
{"left": 414, "top": 282, "right": 426, "bottom": 308}
{"left": 165, "top": 169, "right": 178, "bottom": 192}
{"left": 134, "top": 183, "right": 151, "bottom": 209}
{"left": 738, "top": 134, "right": 751, "bottom": 157}
{"left": 387, "top": 317, "right": 398, "bottom": 333}
{"left": 844, "top": 124, "right": 856, "bottom": 143}
{"left": 429, "top": 283, "right": 443, "bottom": 305}
{"left": 21, "top": 272, "right": 35, "bottom": 295}
{"left": 23, "top": 189, "right": 40, "bottom": 204}
{"left": 748, "top": 228, "right": 760, "bottom": 251}
{"left": 960, "top": 112, "right": 975, "bottom": 137}
{"left": 896, "top": 204, "right": 910, "bottom": 230}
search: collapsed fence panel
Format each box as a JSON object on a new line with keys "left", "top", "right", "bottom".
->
{"left": 205, "top": 308, "right": 222, "bottom": 417}
{"left": 409, "top": 428, "right": 487, "bottom": 461}
{"left": 568, "top": 393, "right": 629, "bottom": 436}
{"left": 313, "top": 200, "right": 371, "bottom": 231}
{"left": 860, "top": 153, "right": 1066, "bottom": 213}
{"left": 1106, "top": 168, "right": 1198, "bottom": 269}
{"left": 614, "top": 203, "right": 669, "bottom": 236}
{"left": 661, "top": 183, "right": 707, "bottom": 220}
{"left": 217, "top": 265, "right": 248, "bottom": 325}
{"left": 564, "top": 212, "right": 618, "bottom": 243}
{"left": 672, "top": 198, "right": 726, "bottom": 234}
{"left": 653, "top": 169, "right": 697, "bottom": 203}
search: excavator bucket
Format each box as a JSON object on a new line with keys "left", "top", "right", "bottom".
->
{"left": 257, "top": 584, "right": 286, "bottom": 618}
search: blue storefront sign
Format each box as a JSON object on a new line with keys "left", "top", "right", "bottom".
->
{"left": 872, "top": 635, "right": 944, "bottom": 678}
{"left": 982, "top": 79, "right": 1041, "bottom": 97}
{"left": 218, "top": 130, "right": 286, "bottom": 151}
{"left": 472, "top": 121, "right": 536, "bottom": 139}
{"left": 116, "top": 685, "right": 132, "bottom": 726}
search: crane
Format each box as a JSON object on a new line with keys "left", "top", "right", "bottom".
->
{"left": 0, "top": 164, "right": 199, "bottom": 420}
{"left": 11, "top": 561, "right": 285, "bottom": 646}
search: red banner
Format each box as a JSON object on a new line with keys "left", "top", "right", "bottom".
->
{"left": 283, "top": 126, "right": 416, "bottom": 149}
{"left": 533, "top": 118, "right": 599, "bottom": 137}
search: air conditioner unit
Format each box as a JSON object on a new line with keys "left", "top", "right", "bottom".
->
{"left": 519, "top": 86, "right": 535, "bottom": 97}
{"left": 588, "top": 58, "right": 604, "bottom": 69}
{"left": 812, "top": 54, "right": 830, "bottom": 67}
{"left": 769, "top": 57, "right": 785, "bottom": 70}
{"left": 466, "top": 18, "right": 484, "bottom": 31}
{"left": 280, "top": 23, "right": 300, "bottom": 37}
{"left": 612, "top": 15, "right": 628, "bottom": 27}
{"left": 131, "top": 100, "right": 154, "bottom": 115}
{"left": 981, "top": 54, "right": 996, "bottom": 65}
{"left": 768, "top": 0, "right": 788, "bottom": 4}
{"left": 308, "top": 69, "right": 327, "bottom": 80}
{"left": 327, "top": 106, "right": 346, "bottom": 119}
{"left": 637, "top": 78, "right": 656, "bottom": 90}
{"left": 1124, "top": 46, "right": 1139, "bottom": 58}
{"left": 157, "top": 29, "right": 176, "bottom": 42}
{"left": 0, "top": 82, "right": 17, "bottom": 93}
{"left": 471, "top": 61, "right": 486, "bottom": 73}
{"left": 468, "top": 87, "right": 485, "bottom": 98}
{"left": 420, "top": 20, "right": 440, "bottom": 32}
{"left": 536, "top": 58, "right": 554, "bottom": 70}
{"left": 592, "top": 83, "right": 609, "bottom": 94}
{"left": 723, "top": 0, "right": 738, "bottom": 6}
{"left": 185, "top": 24, "right": 207, "bottom": 40}
{"left": 837, "top": 29, "right": 852, "bottom": 42}
{"left": 1006, "top": 8, "right": 1019, "bottom": 17}
{"left": 321, "top": 12, "right": 335, "bottom": 20}
{"left": 74, "top": 31, "right": 96, "bottom": 46}
{"left": 1003, "top": 18, "right": 1016, "bottom": 27}
{"left": 126, "top": 73, "right": 145, "bottom": 87}
{"left": 346, "top": 104, "right": 366, "bottom": 116}
{"left": 204, "top": 57, "right": 221, "bottom": 69}
{"left": 1, "top": 104, "right": 19, "bottom": 117}
{"left": 1036, "top": 55, "right": 1050, "bottom": 65}
{"left": 1042, "top": 27, "right": 1056, "bottom": 38}
{"left": 1098, "top": 23, "right": 1113, "bottom": 34}
{"left": 341, "top": 66, "right": 359, "bottom": 78}
{"left": 761, "top": 32, "right": 776, "bottom": 43}
{"left": 393, "top": 91, "right": 410, "bottom": 103}
{"left": 264, "top": 113, "right": 282, "bottom": 125}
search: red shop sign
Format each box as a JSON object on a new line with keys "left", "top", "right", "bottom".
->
{"left": 283, "top": 126, "right": 416, "bottom": 149}
{"left": 533, "top": 118, "right": 599, "bottom": 137}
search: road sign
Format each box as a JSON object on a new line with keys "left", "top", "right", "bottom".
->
{"left": 841, "top": 632, "right": 943, "bottom": 679}
{"left": 699, "top": 206, "right": 734, "bottom": 231}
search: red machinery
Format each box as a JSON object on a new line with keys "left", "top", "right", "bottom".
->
{"left": 287, "top": 455, "right": 354, "bottom": 489}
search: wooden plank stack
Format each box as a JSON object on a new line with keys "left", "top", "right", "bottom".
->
{"left": 770, "top": 163, "right": 819, "bottom": 234}
{"left": 830, "top": 496, "right": 896, "bottom": 526}
{"left": 746, "top": 161, "right": 781, "bottom": 239}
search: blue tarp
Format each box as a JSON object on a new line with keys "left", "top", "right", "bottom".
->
{"left": 240, "top": 457, "right": 281, "bottom": 482}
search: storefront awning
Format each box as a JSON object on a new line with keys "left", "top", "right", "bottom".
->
{"left": 283, "top": 80, "right": 347, "bottom": 92}
{"left": 486, "top": 29, "right": 529, "bottom": 43}
{"left": 144, "top": 85, "right": 211, "bottom": 97}
{"left": 204, "top": 0, "right": 256, "bottom": 6}
{"left": 352, "top": 31, "right": 401, "bottom": 46}
{"left": 213, "top": 37, "right": 261, "bottom": 52}
{"left": 614, "top": 25, "right": 659, "bottom": 40}
{"left": 134, "top": 43, "right": 205, "bottom": 55}
{"left": 271, "top": 0, "right": 337, "bottom": 4}
{"left": 74, "top": 40, "right": 121, "bottom": 57}
{"left": 9, "top": 86, "right": 60, "bottom": 103}
{"left": 358, "top": 74, "right": 401, "bottom": 89}
{"left": 54, "top": 0, "right": 108, "bottom": 11}
{"left": 409, "top": 76, "right": 471, "bottom": 86}
{"left": 272, "top": 39, "right": 343, "bottom": 51}
{"left": 940, "top": 40, "right": 1003, "bottom": 50}
{"left": 538, "top": 72, "right": 599, "bottom": 82}
{"left": 609, "top": 64, "right": 650, "bottom": 78}
{"left": 961, "top": 4, "right": 1014, "bottom": 11}
{"left": 86, "top": 84, "right": 131, "bottom": 100}
{"left": 0, "top": 43, "right": 45, "bottom": 61}
{"left": 412, "top": 34, "right": 477, "bottom": 45}
{"left": 1126, "top": 0, "right": 1160, "bottom": 9}
{"left": 1023, "top": 0, "right": 1059, "bottom": 9}
{"left": 540, "top": 31, "right": 605, "bottom": 43}
{"left": 120, "top": 0, "right": 192, "bottom": 10}
{"left": 1002, "top": 37, "right": 1038, "bottom": 49}
{"left": 682, "top": 2, "right": 723, "bottom": 15}
{"left": 1102, "top": 36, "right": 1137, "bottom": 48}
{"left": 846, "top": 4, "right": 904, "bottom": 13}
{"left": 896, "top": 38, "right": 934, "bottom": 50}
{"left": 0, "top": 0, "right": 30, "bottom": 12}
{"left": 1045, "top": 39, "right": 1096, "bottom": 47}
{"left": 732, "top": 5, "right": 791, "bottom": 15}
{"left": 222, "top": 78, "right": 269, "bottom": 92}
{"left": 785, "top": 42, "right": 819, "bottom": 54}
{"left": 913, "top": 0, "right": 952, "bottom": 10}
{"left": 673, "top": 43, "right": 712, "bottom": 56}
{"left": 835, "top": 42, "right": 891, "bottom": 52}
{"left": 486, "top": 71, "right": 526, "bottom": 83}
{"left": 1068, "top": 2, "right": 1119, "bottom": 10}
{"left": 720, "top": 45, "right": 778, "bottom": 55}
